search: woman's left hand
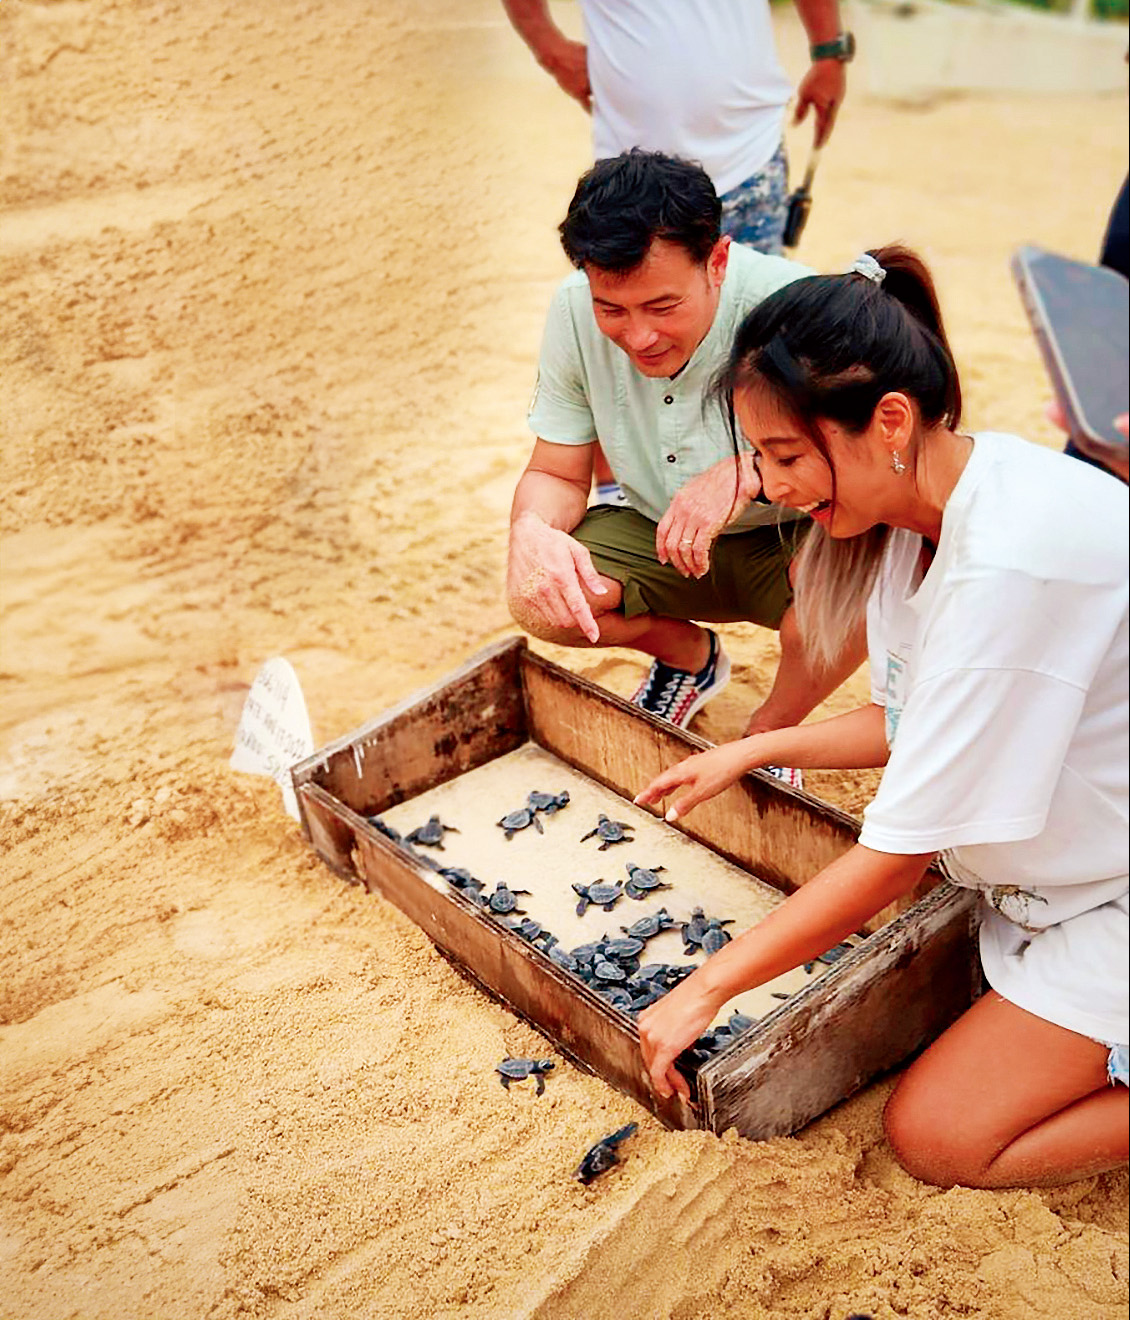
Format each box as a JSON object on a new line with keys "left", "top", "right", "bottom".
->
{"left": 638, "top": 974, "right": 726, "bottom": 1101}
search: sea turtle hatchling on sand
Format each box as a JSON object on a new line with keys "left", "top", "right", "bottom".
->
{"left": 598, "top": 986, "right": 634, "bottom": 1012}
{"left": 404, "top": 815, "right": 460, "bottom": 850}
{"left": 365, "top": 815, "right": 403, "bottom": 845}
{"left": 623, "top": 862, "right": 671, "bottom": 901}
{"left": 508, "top": 917, "right": 554, "bottom": 947}
{"left": 701, "top": 920, "right": 733, "bottom": 956}
{"left": 572, "top": 880, "right": 625, "bottom": 917}
{"left": 601, "top": 936, "right": 645, "bottom": 963}
{"left": 480, "top": 882, "right": 531, "bottom": 916}
{"left": 437, "top": 866, "right": 485, "bottom": 895}
{"left": 496, "top": 806, "right": 543, "bottom": 840}
{"left": 495, "top": 1057, "right": 555, "bottom": 1096}
{"left": 526, "top": 790, "right": 571, "bottom": 815}
{"left": 575, "top": 1122, "right": 638, "bottom": 1184}
{"left": 620, "top": 909, "right": 676, "bottom": 941}
{"left": 579, "top": 814, "right": 635, "bottom": 850}
{"left": 681, "top": 906, "right": 735, "bottom": 957}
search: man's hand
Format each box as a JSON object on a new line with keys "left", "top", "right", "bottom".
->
{"left": 794, "top": 59, "right": 846, "bottom": 148}
{"left": 542, "top": 37, "right": 591, "bottom": 111}
{"left": 508, "top": 511, "right": 607, "bottom": 643}
{"left": 502, "top": 1, "right": 591, "bottom": 111}
{"left": 655, "top": 453, "right": 761, "bottom": 578}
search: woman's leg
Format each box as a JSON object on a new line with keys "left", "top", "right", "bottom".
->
{"left": 883, "top": 990, "right": 1128, "bottom": 1189}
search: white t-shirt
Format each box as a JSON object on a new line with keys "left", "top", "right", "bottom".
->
{"left": 859, "top": 432, "right": 1129, "bottom": 1044}
{"left": 580, "top": 0, "right": 792, "bottom": 196}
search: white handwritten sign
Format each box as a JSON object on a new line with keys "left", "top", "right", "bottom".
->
{"left": 230, "top": 658, "right": 314, "bottom": 820}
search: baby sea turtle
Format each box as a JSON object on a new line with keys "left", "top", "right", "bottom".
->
{"left": 496, "top": 1057, "right": 555, "bottom": 1096}
{"left": 527, "top": 790, "right": 570, "bottom": 815}
{"left": 681, "top": 907, "right": 734, "bottom": 956}
{"left": 598, "top": 986, "right": 634, "bottom": 1012}
{"left": 621, "top": 909, "right": 676, "bottom": 941}
{"left": 623, "top": 862, "right": 671, "bottom": 901}
{"left": 549, "top": 945, "right": 581, "bottom": 975}
{"left": 497, "top": 806, "right": 543, "bottom": 840}
{"left": 602, "top": 936, "right": 645, "bottom": 963}
{"left": 509, "top": 917, "right": 553, "bottom": 946}
{"left": 366, "top": 815, "right": 402, "bottom": 844}
{"left": 481, "top": 882, "right": 531, "bottom": 916}
{"left": 572, "top": 880, "right": 625, "bottom": 917}
{"left": 438, "top": 865, "right": 484, "bottom": 894}
{"left": 575, "top": 1123, "right": 638, "bottom": 1184}
{"left": 628, "top": 984, "right": 667, "bottom": 1013}
{"left": 592, "top": 958, "right": 627, "bottom": 983}
{"left": 727, "top": 1010, "right": 756, "bottom": 1035}
{"left": 404, "top": 815, "right": 460, "bottom": 850}
{"left": 570, "top": 940, "right": 604, "bottom": 966}
{"left": 701, "top": 920, "right": 733, "bottom": 956}
{"left": 580, "top": 814, "right": 635, "bottom": 850}
{"left": 817, "top": 941, "right": 854, "bottom": 964}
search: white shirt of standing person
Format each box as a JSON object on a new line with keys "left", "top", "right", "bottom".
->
{"left": 581, "top": 0, "right": 792, "bottom": 195}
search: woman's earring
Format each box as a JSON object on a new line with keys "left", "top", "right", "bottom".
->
{"left": 890, "top": 450, "right": 907, "bottom": 475}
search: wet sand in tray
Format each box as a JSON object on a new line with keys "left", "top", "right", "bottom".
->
{"left": 378, "top": 743, "right": 855, "bottom": 1027}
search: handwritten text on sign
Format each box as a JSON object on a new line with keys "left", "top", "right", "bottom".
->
{"left": 230, "top": 658, "right": 314, "bottom": 819}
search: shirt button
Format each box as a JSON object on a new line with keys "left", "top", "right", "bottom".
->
{"left": 664, "top": 395, "right": 674, "bottom": 405}
{"left": 666, "top": 454, "right": 677, "bottom": 464}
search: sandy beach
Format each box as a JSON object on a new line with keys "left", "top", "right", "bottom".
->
{"left": 1, "top": 1, "right": 1127, "bottom": 1316}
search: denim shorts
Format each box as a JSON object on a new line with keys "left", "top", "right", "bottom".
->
{"left": 719, "top": 144, "right": 789, "bottom": 255}
{"left": 1107, "top": 1043, "right": 1129, "bottom": 1087}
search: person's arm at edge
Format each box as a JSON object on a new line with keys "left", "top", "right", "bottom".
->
{"left": 634, "top": 703, "right": 889, "bottom": 820}
{"left": 791, "top": 0, "right": 847, "bottom": 148}
{"left": 500, "top": 0, "right": 591, "bottom": 111}
{"left": 639, "top": 843, "right": 932, "bottom": 1098}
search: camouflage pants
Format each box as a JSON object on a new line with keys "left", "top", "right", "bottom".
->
{"left": 719, "top": 143, "right": 789, "bottom": 255}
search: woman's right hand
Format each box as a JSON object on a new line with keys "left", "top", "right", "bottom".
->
{"left": 633, "top": 739, "right": 760, "bottom": 821}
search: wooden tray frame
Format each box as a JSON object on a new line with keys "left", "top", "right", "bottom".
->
{"left": 293, "top": 636, "right": 980, "bottom": 1138}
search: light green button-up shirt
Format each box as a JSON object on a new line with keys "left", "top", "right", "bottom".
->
{"left": 527, "top": 242, "right": 813, "bottom": 531}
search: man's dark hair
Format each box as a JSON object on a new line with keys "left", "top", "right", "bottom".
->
{"left": 559, "top": 149, "right": 722, "bottom": 273}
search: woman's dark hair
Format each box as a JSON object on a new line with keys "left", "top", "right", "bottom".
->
{"left": 559, "top": 149, "right": 721, "bottom": 273}
{"left": 713, "top": 245, "right": 963, "bottom": 669}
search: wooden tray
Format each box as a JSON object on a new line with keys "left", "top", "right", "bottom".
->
{"left": 292, "top": 637, "right": 980, "bottom": 1138}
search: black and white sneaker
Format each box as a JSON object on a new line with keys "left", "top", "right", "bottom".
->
{"left": 631, "top": 629, "right": 731, "bottom": 728}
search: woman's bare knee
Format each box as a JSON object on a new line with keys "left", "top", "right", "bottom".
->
{"left": 883, "top": 1080, "right": 972, "bottom": 1187}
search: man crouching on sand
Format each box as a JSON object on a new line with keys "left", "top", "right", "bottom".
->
{"left": 506, "top": 150, "right": 862, "bottom": 766}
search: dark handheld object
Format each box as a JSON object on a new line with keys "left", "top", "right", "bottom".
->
{"left": 782, "top": 147, "right": 822, "bottom": 250}
{"left": 574, "top": 1122, "right": 637, "bottom": 1184}
{"left": 1011, "top": 244, "right": 1129, "bottom": 471}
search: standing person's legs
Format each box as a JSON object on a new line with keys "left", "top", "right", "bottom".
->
{"left": 718, "top": 144, "right": 790, "bottom": 255}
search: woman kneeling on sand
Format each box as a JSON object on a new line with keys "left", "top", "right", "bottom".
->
{"left": 633, "top": 246, "right": 1129, "bottom": 1190}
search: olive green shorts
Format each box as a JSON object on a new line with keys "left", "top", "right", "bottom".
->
{"left": 573, "top": 505, "right": 807, "bottom": 629}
